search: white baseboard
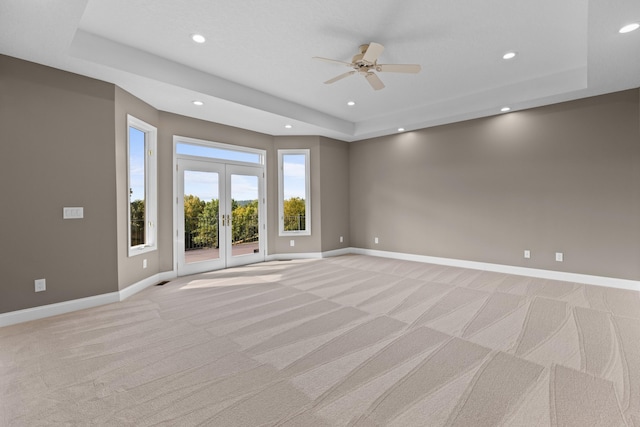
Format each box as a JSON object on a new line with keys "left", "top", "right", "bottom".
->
{"left": 352, "top": 248, "right": 640, "bottom": 291}
{"left": 0, "top": 270, "right": 177, "bottom": 328}
{"left": 119, "top": 271, "right": 177, "bottom": 300}
{"left": 322, "top": 247, "right": 353, "bottom": 258}
{"left": 4, "top": 248, "right": 637, "bottom": 328}
{"left": 0, "top": 292, "right": 120, "bottom": 328}
{"left": 265, "top": 247, "right": 351, "bottom": 261}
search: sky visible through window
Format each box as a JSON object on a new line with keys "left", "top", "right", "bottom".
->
{"left": 178, "top": 142, "right": 269, "bottom": 202}
{"left": 283, "top": 154, "right": 306, "bottom": 200}
{"left": 133, "top": 141, "right": 306, "bottom": 202}
{"left": 129, "top": 127, "right": 145, "bottom": 202}
{"left": 177, "top": 143, "right": 261, "bottom": 164}
{"left": 176, "top": 143, "right": 305, "bottom": 202}
{"left": 184, "top": 172, "right": 261, "bottom": 202}
{"left": 184, "top": 171, "right": 219, "bottom": 201}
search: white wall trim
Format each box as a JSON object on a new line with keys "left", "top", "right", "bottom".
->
{"left": 266, "top": 252, "right": 323, "bottom": 261}
{"left": 0, "top": 271, "right": 177, "bottom": 328}
{"left": 352, "top": 248, "right": 640, "bottom": 291}
{"left": 119, "top": 271, "right": 177, "bottom": 301}
{"left": 0, "top": 292, "right": 120, "bottom": 328}
{"left": 4, "top": 248, "right": 638, "bottom": 328}
{"left": 265, "top": 247, "right": 351, "bottom": 261}
{"left": 321, "top": 248, "right": 353, "bottom": 258}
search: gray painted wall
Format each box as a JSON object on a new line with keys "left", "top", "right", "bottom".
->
{"left": 272, "top": 136, "right": 322, "bottom": 254}
{"left": 114, "top": 87, "right": 160, "bottom": 290}
{"left": 2, "top": 53, "right": 638, "bottom": 316}
{"left": 320, "top": 137, "right": 350, "bottom": 252}
{"left": 0, "top": 55, "right": 119, "bottom": 312}
{"left": 350, "top": 90, "right": 640, "bottom": 280}
{"left": 0, "top": 56, "right": 349, "bottom": 314}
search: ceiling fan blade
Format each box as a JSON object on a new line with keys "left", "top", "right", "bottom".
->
{"left": 364, "top": 72, "right": 385, "bottom": 90}
{"left": 313, "top": 56, "right": 353, "bottom": 67}
{"left": 376, "top": 64, "right": 422, "bottom": 73}
{"left": 362, "top": 42, "right": 384, "bottom": 63}
{"left": 324, "top": 71, "right": 356, "bottom": 84}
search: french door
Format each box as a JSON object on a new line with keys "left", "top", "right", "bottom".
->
{"left": 177, "top": 159, "right": 264, "bottom": 276}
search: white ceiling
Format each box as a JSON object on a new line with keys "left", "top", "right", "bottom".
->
{"left": 1, "top": 0, "right": 639, "bottom": 141}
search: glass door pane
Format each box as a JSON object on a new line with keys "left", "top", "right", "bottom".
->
{"left": 230, "top": 174, "right": 260, "bottom": 258}
{"left": 177, "top": 160, "right": 264, "bottom": 275}
{"left": 184, "top": 170, "right": 220, "bottom": 264}
{"left": 226, "top": 164, "right": 264, "bottom": 267}
{"left": 178, "top": 160, "right": 226, "bottom": 276}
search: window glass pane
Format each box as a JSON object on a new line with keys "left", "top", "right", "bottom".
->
{"left": 282, "top": 154, "right": 306, "bottom": 231}
{"left": 184, "top": 171, "right": 220, "bottom": 264}
{"left": 129, "top": 126, "right": 146, "bottom": 247}
{"left": 231, "top": 174, "right": 260, "bottom": 257}
{"left": 177, "top": 142, "right": 261, "bottom": 164}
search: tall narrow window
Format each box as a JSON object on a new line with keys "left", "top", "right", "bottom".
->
{"left": 278, "top": 149, "right": 310, "bottom": 236}
{"left": 128, "top": 115, "right": 157, "bottom": 256}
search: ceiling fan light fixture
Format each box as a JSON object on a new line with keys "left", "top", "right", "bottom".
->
{"left": 191, "top": 33, "right": 206, "bottom": 43}
{"left": 619, "top": 23, "right": 639, "bottom": 33}
{"left": 314, "top": 42, "right": 420, "bottom": 91}
{"left": 502, "top": 52, "right": 517, "bottom": 60}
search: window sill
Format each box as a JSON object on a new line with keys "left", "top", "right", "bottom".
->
{"left": 279, "top": 231, "right": 311, "bottom": 237}
{"left": 128, "top": 245, "right": 157, "bottom": 257}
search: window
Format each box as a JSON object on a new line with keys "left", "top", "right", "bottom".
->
{"left": 176, "top": 140, "right": 262, "bottom": 164}
{"left": 278, "top": 149, "right": 310, "bottom": 236}
{"left": 128, "top": 115, "right": 157, "bottom": 256}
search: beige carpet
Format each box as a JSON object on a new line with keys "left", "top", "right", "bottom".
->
{"left": 1, "top": 254, "right": 640, "bottom": 426}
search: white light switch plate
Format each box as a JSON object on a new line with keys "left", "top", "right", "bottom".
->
{"left": 63, "top": 207, "right": 84, "bottom": 219}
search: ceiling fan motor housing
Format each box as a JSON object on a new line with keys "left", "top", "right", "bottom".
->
{"left": 352, "top": 44, "right": 374, "bottom": 69}
{"left": 314, "top": 42, "right": 420, "bottom": 90}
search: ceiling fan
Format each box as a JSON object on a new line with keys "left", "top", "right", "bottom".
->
{"left": 313, "top": 42, "right": 421, "bottom": 91}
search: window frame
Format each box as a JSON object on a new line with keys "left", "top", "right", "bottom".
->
{"left": 175, "top": 138, "right": 264, "bottom": 165}
{"left": 278, "top": 149, "right": 311, "bottom": 236}
{"left": 127, "top": 115, "right": 158, "bottom": 257}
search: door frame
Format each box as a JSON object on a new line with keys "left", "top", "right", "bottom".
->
{"left": 173, "top": 136, "right": 267, "bottom": 276}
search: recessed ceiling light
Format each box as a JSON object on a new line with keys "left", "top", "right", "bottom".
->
{"left": 284, "top": 124, "right": 292, "bottom": 129}
{"left": 502, "top": 52, "right": 517, "bottom": 60}
{"left": 191, "top": 34, "right": 206, "bottom": 43}
{"left": 501, "top": 107, "right": 511, "bottom": 112}
{"left": 619, "top": 23, "right": 640, "bottom": 33}
{"left": 347, "top": 101, "right": 356, "bottom": 106}
{"left": 397, "top": 127, "right": 405, "bottom": 132}
{"left": 192, "top": 100, "right": 204, "bottom": 106}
